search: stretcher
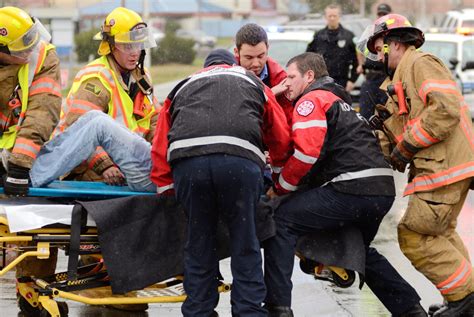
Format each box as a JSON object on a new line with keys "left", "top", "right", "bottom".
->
{"left": 0, "top": 181, "right": 231, "bottom": 317}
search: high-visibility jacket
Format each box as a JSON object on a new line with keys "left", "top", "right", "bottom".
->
{"left": 378, "top": 46, "right": 474, "bottom": 196}
{"left": 0, "top": 42, "right": 62, "bottom": 168}
{"left": 55, "top": 55, "right": 158, "bottom": 175}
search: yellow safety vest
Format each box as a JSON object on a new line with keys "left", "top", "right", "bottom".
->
{"left": 66, "top": 56, "right": 155, "bottom": 135}
{"left": 0, "top": 42, "right": 55, "bottom": 149}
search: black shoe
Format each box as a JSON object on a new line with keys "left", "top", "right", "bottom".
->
{"left": 210, "top": 311, "right": 219, "bottom": 317}
{"left": 399, "top": 303, "right": 428, "bottom": 316}
{"left": 433, "top": 293, "right": 474, "bottom": 317}
{"left": 264, "top": 305, "right": 294, "bottom": 317}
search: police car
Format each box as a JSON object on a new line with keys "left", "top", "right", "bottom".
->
{"left": 422, "top": 33, "right": 474, "bottom": 118}
{"left": 422, "top": 33, "right": 474, "bottom": 95}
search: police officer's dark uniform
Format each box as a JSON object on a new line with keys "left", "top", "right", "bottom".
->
{"left": 306, "top": 25, "right": 358, "bottom": 88}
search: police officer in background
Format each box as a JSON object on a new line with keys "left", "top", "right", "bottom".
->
{"left": 358, "top": 3, "right": 392, "bottom": 120}
{"left": 306, "top": 3, "right": 359, "bottom": 93}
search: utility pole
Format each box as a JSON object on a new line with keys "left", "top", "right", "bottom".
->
{"left": 143, "top": 0, "right": 151, "bottom": 69}
{"left": 197, "top": 0, "right": 202, "bottom": 30}
{"left": 360, "top": 0, "right": 366, "bottom": 17}
{"left": 121, "top": 0, "right": 126, "bottom": 7}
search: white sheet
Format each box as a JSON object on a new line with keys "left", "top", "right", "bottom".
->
{"left": 0, "top": 198, "right": 96, "bottom": 233}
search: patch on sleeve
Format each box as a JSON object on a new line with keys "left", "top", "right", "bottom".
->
{"left": 296, "top": 100, "right": 315, "bottom": 116}
{"left": 83, "top": 83, "right": 102, "bottom": 96}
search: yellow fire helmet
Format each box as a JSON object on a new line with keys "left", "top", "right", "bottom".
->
{"left": 94, "top": 7, "right": 156, "bottom": 56}
{"left": 0, "top": 6, "right": 51, "bottom": 60}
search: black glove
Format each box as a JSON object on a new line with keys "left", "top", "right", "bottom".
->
{"left": 390, "top": 140, "right": 419, "bottom": 173}
{"left": 3, "top": 163, "right": 30, "bottom": 196}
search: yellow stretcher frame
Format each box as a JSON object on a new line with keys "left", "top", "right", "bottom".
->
{"left": 0, "top": 216, "right": 231, "bottom": 317}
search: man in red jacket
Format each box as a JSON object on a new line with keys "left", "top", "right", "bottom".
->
{"left": 234, "top": 23, "right": 293, "bottom": 125}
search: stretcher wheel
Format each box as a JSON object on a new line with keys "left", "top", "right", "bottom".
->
{"left": 39, "top": 301, "right": 69, "bottom": 317}
{"left": 18, "top": 295, "right": 41, "bottom": 317}
{"left": 299, "top": 257, "right": 318, "bottom": 275}
{"left": 331, "top": 270, "right": 355, "bottom": 288}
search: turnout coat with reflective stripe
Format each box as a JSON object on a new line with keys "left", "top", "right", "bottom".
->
{"left": 151, "top": 65, "right": 292, "bottom": 194}
{"left": 275, "top": 76, "right": 395, "bottom": 196}
{"left": 0, "top": 42, "right": 61, "bottom": 168}
{"left": 379, "top": 46, "right": 474, "bottom": 196}
{"left": 55, "top": 55, "right": 158, "bottom": 175}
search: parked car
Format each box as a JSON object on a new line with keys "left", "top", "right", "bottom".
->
{"left": 422, "top": 33, "right": 474, "bottom": 95}
{"left": 176, "top": 29, "right": 217, "bottom": 48}
{"left": 433, "top": 9, "right": 474, "bottom": 35}
{"left": 266, "top": 31, "right": 364, "bottom": 105}
{"left": 281, "top": 14, "right": 371, "bottom": 39}
{"left": 422, "top": 33, "right": 474, "bottom": 118}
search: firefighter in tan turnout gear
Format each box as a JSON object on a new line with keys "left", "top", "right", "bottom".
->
{"left": 55, "top": 6, "right": 159, "bottom": 186}
{"left": 366, "top": 13, "right": 474, "bottom": 317}
{"left": 0, "top": 6, "right": 61, "bottom": 278}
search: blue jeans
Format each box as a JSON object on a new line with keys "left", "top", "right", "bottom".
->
{"left": 173, "top": 154, "right": 267, "bottom": 317}
{"left": 30, "top": 110, "right": 155, "bottom": 192}
{"left": 264, "top": 185, "right": 421, "bottom": 316}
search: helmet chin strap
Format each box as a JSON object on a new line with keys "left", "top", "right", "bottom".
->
{"left": 382, "top": 38, "right": 394, "bottom": 79}
{"left": 138, "top": 50, "right": 146, "bottom": 75}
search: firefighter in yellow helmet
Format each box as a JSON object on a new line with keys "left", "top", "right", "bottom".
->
{"left": 55, "top": 7, "right": 159, "bottom": 185}
{"left": 0, "top": 6, "right": 61, "bottom": 281}
{"left": 367, "top": 14, "right": 474, "bottom": 316}
{"left": 0, "top": 6, "right": 61, "bottom": 196}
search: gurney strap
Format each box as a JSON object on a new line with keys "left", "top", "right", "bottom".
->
{"left": 67, "top": 204, "right": 87, "bottom": 281}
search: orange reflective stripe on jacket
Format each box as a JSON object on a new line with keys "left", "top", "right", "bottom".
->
{"left": 410, "top": 120, "right": 440, "bottom": 147}
{"left": 404, "top": 161, "right": 474, "bottom": 195}
{"left": 418, "top": 79, "right": 461, "bottom": 104}
{"left": 87, "top": 147, "right": 109, "bottom": 169}
{"left": 68, "top": 99, "right": 102, "bottom": 115}
{"left": 33, "top": 43, "right": 46, "bottom": 75}
{"left": 437, "top": 259, "right": 472, "bottom": 295}
{"left": 459, "top": 104, "right": 474, "bottom": 151}
{"left": 11, "top": 137, "right": 41, "bottom": 159}
{"left": 29, "top": 77, "right": 62, "bottom": 97}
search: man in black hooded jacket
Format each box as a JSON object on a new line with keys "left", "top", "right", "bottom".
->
{"left": 263, "top": 52, "right": 427, "bottom": 317}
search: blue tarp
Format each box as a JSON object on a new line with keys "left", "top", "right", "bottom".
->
{"left": 0, "top": 181, "right": 154, "bottom": 198}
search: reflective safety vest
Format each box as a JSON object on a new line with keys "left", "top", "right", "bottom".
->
{"left": 64, "top": 56, "right": 155, "bottom": 135}
{"left": 0, "top": 42, "right": 58, "bottom": 150}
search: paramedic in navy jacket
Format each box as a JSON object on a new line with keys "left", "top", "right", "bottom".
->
{"left": 263, "top": 52, "right": 426, "bottom": 317}
{"left": 151, "top": 49, "right": 291, "bottom": 317}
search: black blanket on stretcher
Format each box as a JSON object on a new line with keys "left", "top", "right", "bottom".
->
{"left": 78, "top": 194, "right": 364, "bottom": 294}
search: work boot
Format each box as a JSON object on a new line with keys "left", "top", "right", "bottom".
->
{"left": 264, "top": 304, "right": 294, "bottom": 317}
{"left": 399, "top": 303, "right": 428, "bottom": 316}
{"left": 433, "top": 293, "right": 474, "bottom": 317}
